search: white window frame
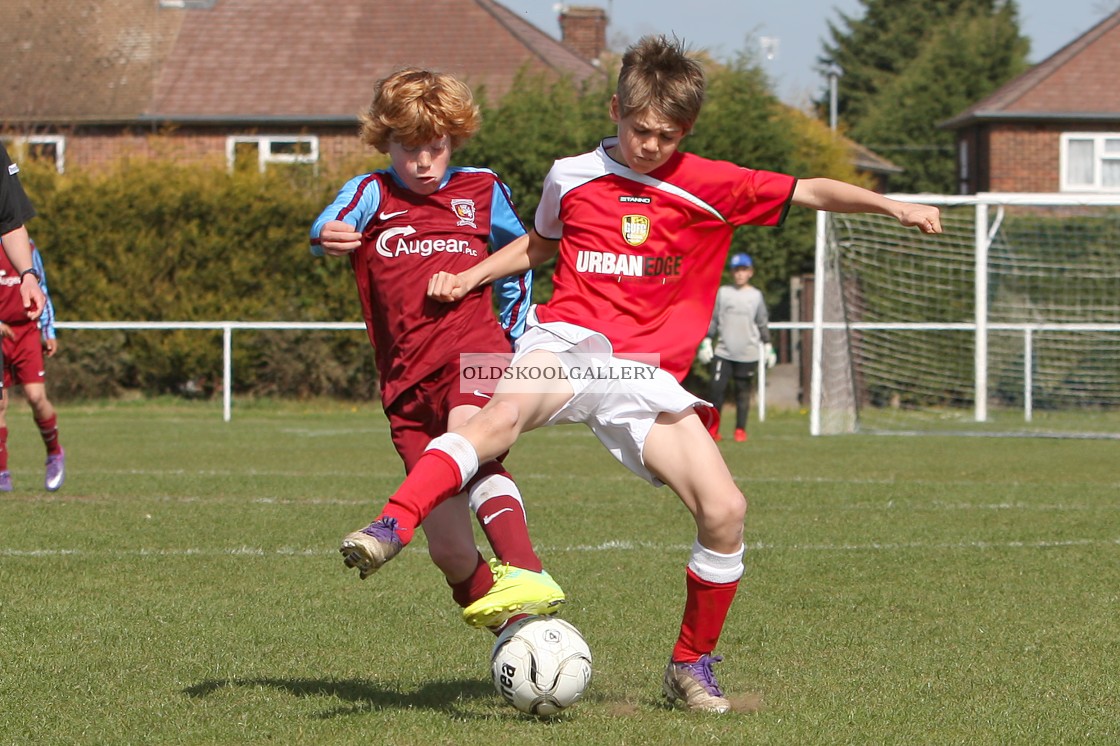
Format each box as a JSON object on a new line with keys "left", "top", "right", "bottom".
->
{"left": 225, "top": 135, "right": 319, "bottom": 173}
{"left": 2, "top": 135, "right": 66, "bottom": 173}
{"left": 1059, "top": 132, "right": 1120, "bottom": 193}
{"left": 158, "top": 0, "right": 216, "bottom": 8}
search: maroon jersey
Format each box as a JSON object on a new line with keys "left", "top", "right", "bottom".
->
{"left": 534, "top": 137, "right": 796, "bottom": 382}
{"left": 312, "top": 167, "right": 530, "bottom": 408}
{"left": 0, "top": 248, "right": 28, "bottom": 324}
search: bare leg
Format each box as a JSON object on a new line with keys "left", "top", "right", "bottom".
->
{"left": 643, "top": 408, "right": 746, "bottom": 552}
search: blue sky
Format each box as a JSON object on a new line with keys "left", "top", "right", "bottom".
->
{"left": 513, "top": 0, "right": 1117, "bottom": 106}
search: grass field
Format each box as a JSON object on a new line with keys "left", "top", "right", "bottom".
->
{"left": 1, "top": 399, "right": 1118, "bottom": 745}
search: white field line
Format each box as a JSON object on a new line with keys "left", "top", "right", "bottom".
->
{"left": 69, "top": 469, "right": 1120, "bottom": 492}
{"left": 260, "top": 497, "right": 1119, "bottom": 511}
{"left": 98, "top": 495, "right": 1114, "bottom": 511}
{"left": 277, "top": 428, "right": 388, "bottom": 436}
{"left": 3, "top": 537, "right": 1119, "bottom": 558}
{"left": 31, "top": 493, "right": 1113, "bottom": 511}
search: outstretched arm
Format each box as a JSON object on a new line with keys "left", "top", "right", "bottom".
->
{"left": 428, "top": 230, "right": 558, "bottom": 302}
{"left": 792, "top": 178, "right": 942, "bottom": 234}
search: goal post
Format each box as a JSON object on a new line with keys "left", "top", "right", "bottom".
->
{"left": 811, "top": 193, "right": 1120, "bottom": 437}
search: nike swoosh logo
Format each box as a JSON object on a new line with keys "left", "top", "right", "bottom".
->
{"left": 482, "top": 507, "right": 514, "bottom": 525}
{"left": 472, "top": 389, "right": 493, "bottom": 399}
{"left": 379, "top": 209, "right": 408, "bottom": 220}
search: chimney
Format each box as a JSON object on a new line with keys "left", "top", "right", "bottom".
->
{"left": 559, "top": 6, "right": 607, "bottom": 63}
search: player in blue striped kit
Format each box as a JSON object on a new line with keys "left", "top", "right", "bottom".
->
{"left": 313, "top": 68, "right": 564, "bottom": 630}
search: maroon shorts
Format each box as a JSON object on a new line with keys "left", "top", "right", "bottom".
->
{"left": 386, "top": 362, "right": 494, "bottom": 472}
{"left": 2, "top": 323, "right": 46, "bottom": 389}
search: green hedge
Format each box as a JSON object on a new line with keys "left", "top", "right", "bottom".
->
{"left": 23, "top": 158, "right": 376, "bottom": 401}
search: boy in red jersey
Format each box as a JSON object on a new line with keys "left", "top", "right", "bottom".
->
{"left": 313, "top": 69, "right": 564, "bottom": 630}
{"left": 341, "top": 37, "right": 942, "bottom": 710}
{"left": 0, "top": 238, "right": 64, "bottom": 492}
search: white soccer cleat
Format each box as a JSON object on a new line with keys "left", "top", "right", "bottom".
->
{"left": 663, "top": 654, "right": 731, "bottom": 713}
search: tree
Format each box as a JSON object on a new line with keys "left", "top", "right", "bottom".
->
{"left": 461, "top": 69, "right": 614, "bottom": 302}
{"left": 685, "top": 54, "right": 804, "bottom": 314}
{"left": 471, "top": 55, "right": 875, "bottom": 316}
{"left": 820, "top": 0, "right": 1029, "bottom": 192}
{"left": 689, "top": 53, "right": 870, "bottom": 315}
{"left": 462, "top": 69, "right": 613, "bottom": 228}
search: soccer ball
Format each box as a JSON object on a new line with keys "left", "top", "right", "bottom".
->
{"left": 491, "top": 615, "right": 593, "bottom": 716}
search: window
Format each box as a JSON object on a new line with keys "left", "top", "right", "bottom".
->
{"left": 226, "top": 135, "right": 318, "bottom": 173}
{"left": 1, "top": 135, "right": 66, "bottom": 173}
{"left": 158, "top": 0, "right": 215, "bottom": 8}
{"left": 1060, "top": 133, "right": 1120, "bottom": 192}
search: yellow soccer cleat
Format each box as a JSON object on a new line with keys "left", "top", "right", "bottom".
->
{"left": 462, "top": 559, "right": 566, "bottom": 628}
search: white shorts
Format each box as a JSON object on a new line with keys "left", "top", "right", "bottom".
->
{"left": 513, "top": 308, "right": 709, "bottom": 485}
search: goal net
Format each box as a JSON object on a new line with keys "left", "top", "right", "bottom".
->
{"left": 812, "top": 194, "right": 1120, "bottom": 437}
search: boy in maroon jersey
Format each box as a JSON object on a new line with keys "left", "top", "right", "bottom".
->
{"left": 313, "top": 68, "right": 564, "bottom": 630}
{"left": 0, "top": 144, "right": 46, "bottom": 334}
{"left": 341, "top": 37, "right": 942, "bottom": 709}
{"left": 0, "top": 237, "right": 64, "bottom": 492}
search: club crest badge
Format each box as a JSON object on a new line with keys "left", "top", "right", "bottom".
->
{"left": 451, "top": 199, "right": 478, "bottom": 228}
{"left": 622, "top": 215, "right": 650, "bottom": 247}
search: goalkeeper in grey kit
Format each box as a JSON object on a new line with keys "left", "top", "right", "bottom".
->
{"left": 698, "top": 252, "right": 774, "bottom": 442}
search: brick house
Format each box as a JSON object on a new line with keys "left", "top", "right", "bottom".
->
{"left": 941, "top": 9, "right": 1120, "bottom": 194}
{"left": 1, "top": 0, "right": 606, "bottom": 173}
{"left": 3, "top": 0, "right": 899, "bottom": 189}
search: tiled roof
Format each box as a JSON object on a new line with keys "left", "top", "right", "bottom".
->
{"left": 2, "top": 0, "right": 603, "bottom": 126}
{"left": 942, "top": 9, "right": 1120, "bottom": 129}
{"left": 2, "top": 0, "right": 185, "bottom": 123}
{"left": 848, "top": 140, "right": 903, "bottom": 175}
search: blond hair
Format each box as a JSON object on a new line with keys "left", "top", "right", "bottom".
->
{"left": 359, "top": 68, "right": 481, "bottom": 153}
{"left": 616, "top": 35, "right": 705, "bottom": 130}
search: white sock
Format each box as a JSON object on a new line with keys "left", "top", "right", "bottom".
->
{"left": 686, "top": 539, "right": 744, "bottom": 584}
{"left": 425, "top": 433, "right": 479, "bottom": 491}
{"left": 468, "top": 473, "right": 524, "bottom": 515}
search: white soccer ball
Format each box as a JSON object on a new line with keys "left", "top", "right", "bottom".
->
{"left": 491, "top": 615, "right": 593, "bottom": 716}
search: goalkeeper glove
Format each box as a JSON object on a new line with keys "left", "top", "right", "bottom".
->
{"left": 697, "top": 337, "right": 714, "bottom": 365}
{"left": 764, "top": 342, "right": 777, "bottom": 369}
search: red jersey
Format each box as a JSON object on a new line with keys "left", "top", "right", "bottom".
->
{"left": 534, "top": 137, "right": 795, "bottom": 382}
{"left": 312, "top": 167, "right": 530, "bottom": 408}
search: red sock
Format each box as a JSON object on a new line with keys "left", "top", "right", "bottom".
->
{"left": 448, "top": 552, "right": 495, "bottom": 608}
{"left": 697, "top": 404, "right": 721, "bottom": 438}
{"left": 0, "top": 426, "right": 7, "bottom": 470}
{"left": 470, "top": 464, "right": 542, "bottom": 573}
{"left": 379, "top": 448, "right": 466, "bottom": 544}
{"left": 671, "top": 567, "right": 740, "bottom": 662}
{"left": 476, "top": 495, "right": 541, "bottom": 572}
{"left": 36, "top": 415, "right": 61, "bottom": 455}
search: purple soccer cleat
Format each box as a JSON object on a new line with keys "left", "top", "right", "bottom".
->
{"left": 45, "top": 449, "right": 65, "bottom": 492}
{"left": 339, "top": 516, "right": 404, "bottom": 579}
{"left": 663, "top": 654, "right": 731, "bottom": 713}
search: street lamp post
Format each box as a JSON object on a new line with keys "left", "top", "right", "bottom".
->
{"left": 826, "top": 62, "right": 843, "bottom": 131}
